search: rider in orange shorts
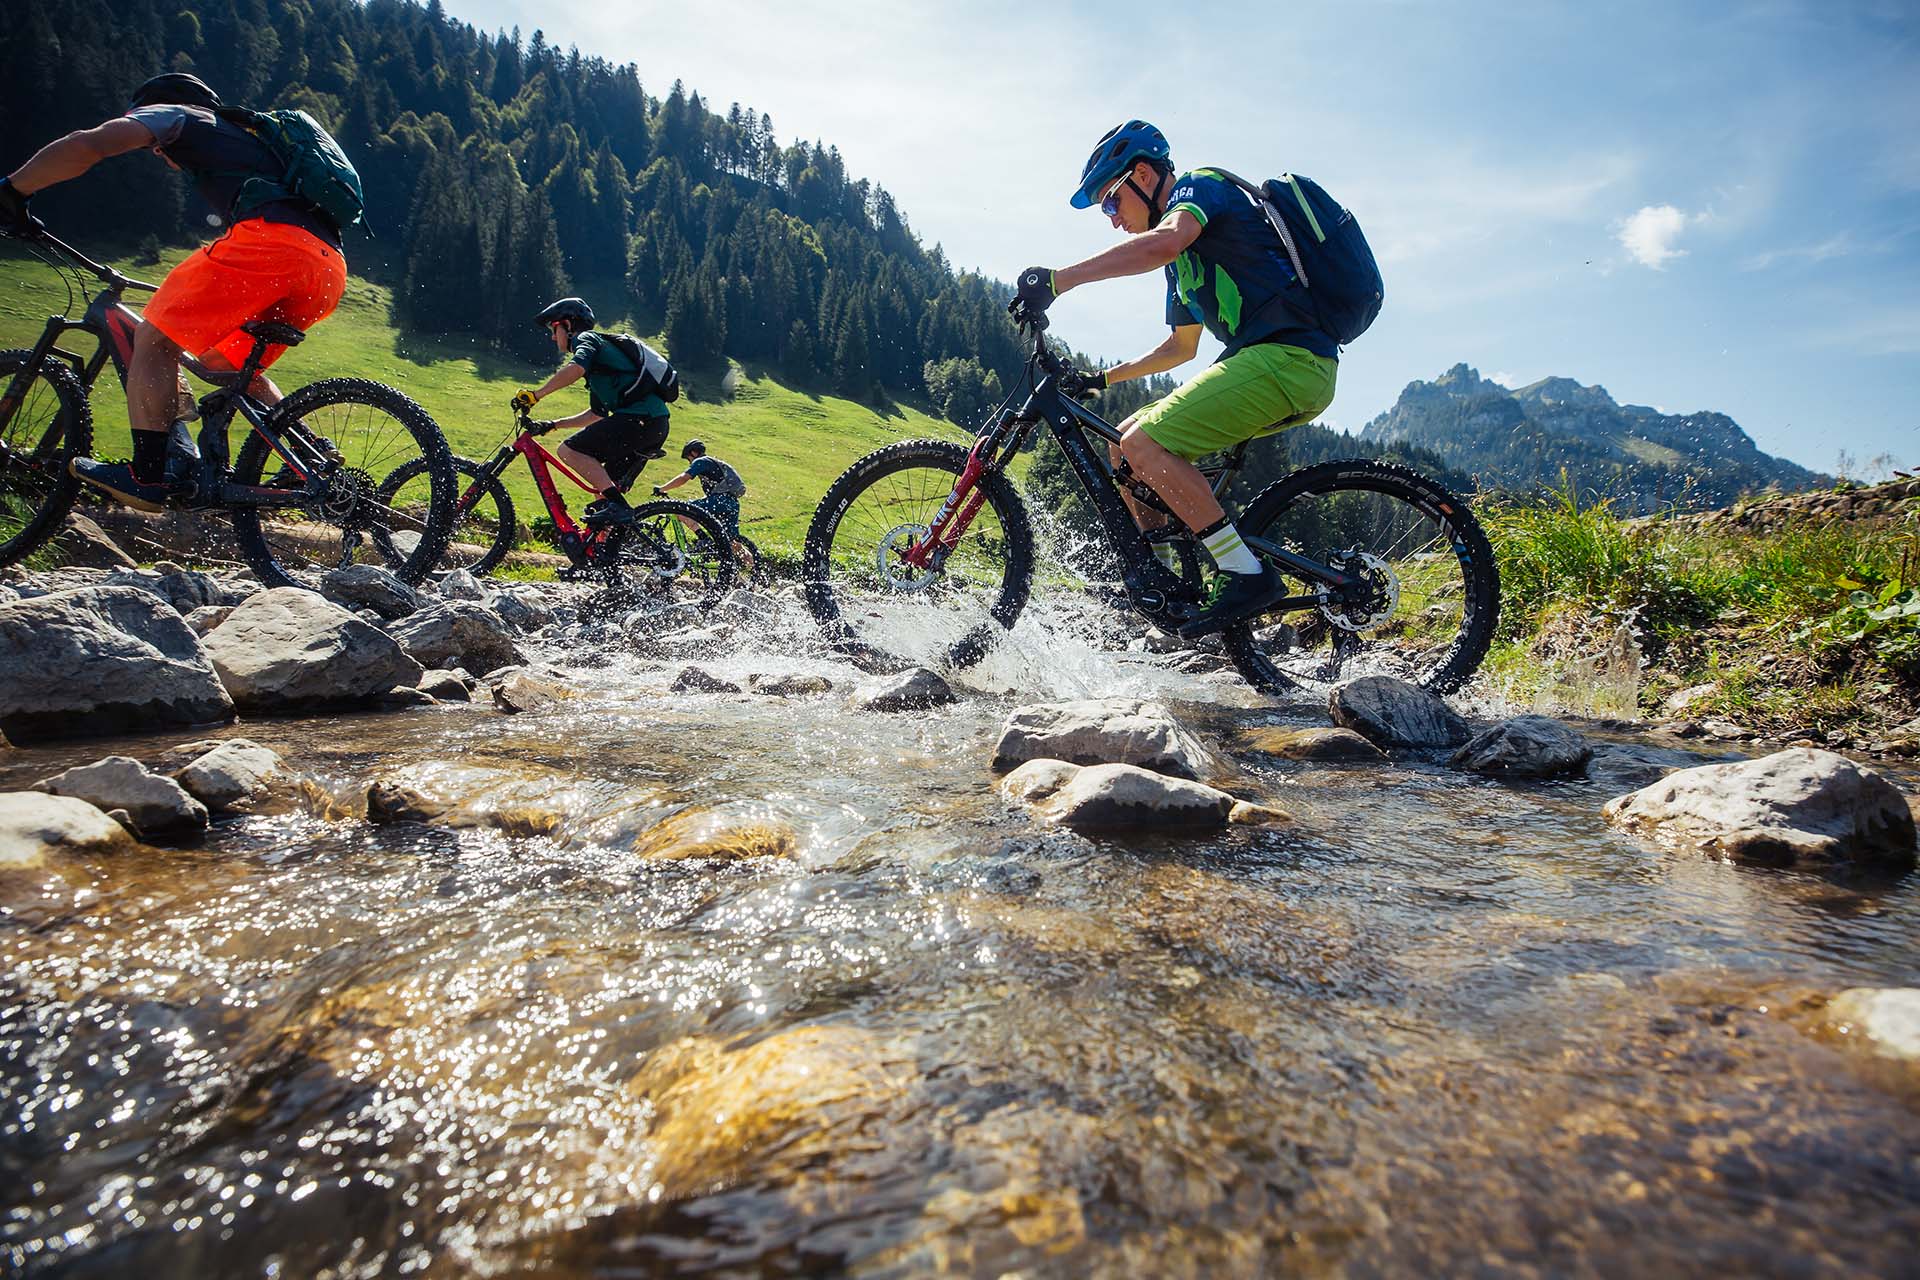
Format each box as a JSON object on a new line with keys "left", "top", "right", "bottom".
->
{"left": 0, "top": 72, "right": 348, "bottom": 509}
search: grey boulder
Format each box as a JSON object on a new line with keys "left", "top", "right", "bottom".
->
{"left": 856, "top": 667, "right": 955, "bottom": 713}
{"left": 202, "top": 587, "right": 423, "bottom": 712}
{"left": 101, "top": 563, "right": 226, "bottom": 614}
{"left": 0, "top": 586, "right": 234, "bottom": 743}
{"left": 1603, "top": 747, "right": 1916, "bottom": 870}
{"left": 175, "top": 739, "right": 286, "bottom": 812}
{"left": 671, "top": 666, "right": 742, "bottom": 695}
{"left": 320, "top": 564, "right": 420, "bottom": 620}
{"left": 0, "top": 791, "right": 134, "bottom": 863}
{"left": 416, "top": 670, "right": 473, "bottom": 702}
{"left": 1329, "top": 676, "right": 1470, "bottom": 749}
{"left": 388, "top": 601, "right": 525, "bottom": 675}
{"left": 994, "top": 698, "right": 1212, "bottom": 779}
{"left": 1038, "top": 763, "right": 1234, "bottom": 831}
{"left": 485, "top": 587, "right": 554, "bottom": 633}
{"left": 433, "top": 568, "right": 488, "bottom": 601}
{"left": 1451, "top": 715, "right": 1592, "bottom": 779}
{"left": 37, "top": 755, "right": 208, "bottom": 836}
{"left": 49, "top": 512, "right": 136, "bottom": 569}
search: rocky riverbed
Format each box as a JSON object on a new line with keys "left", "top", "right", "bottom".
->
{"left": 3, "top": 562, "right": 1918, "bottom": 1277}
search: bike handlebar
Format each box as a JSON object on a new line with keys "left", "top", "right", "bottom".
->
{"left": 7, "top": 224, "right": 159, "bottom": 294}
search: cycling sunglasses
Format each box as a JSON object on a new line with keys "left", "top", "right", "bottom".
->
{"left": 1099, "top": 172, "right": 1132, "bottom": 217}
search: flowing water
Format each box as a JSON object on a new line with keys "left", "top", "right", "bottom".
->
{"left": 4, "top": 593, "right": 1918, "bottom": 1278}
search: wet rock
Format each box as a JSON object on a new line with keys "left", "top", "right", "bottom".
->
{"left": 183, "top": 604, "right": 233, "bottom": 635}
{"left": 0, "top": 791, "right": 133, "bottom": 862}
{"left": 994, "top": 698, "right": 1213, "bottom": 779}
{"left": 1228, "top": 800, "right": 1294, "bottom": 826}
{"left": 433, "top": 568, "right": 487, "bottom": 601}
{"left": 1171, "top": 651, "right": 1235, "bottom": 675}
{"left": 1824, "top": 988, "right": 1920, "bottom": 1065}
{"left": 631, "top": 807, "right": 796, "bottom": 861}
{"left": 1039, "top": 763, "right": 1235, "bottom": 831}
{"left": 377, "top": 685, "right": 437, "bottom": 709}
{"left": 492, "top": 669, "right": 578, "bottom": 713}
{"left": 0, "top": 586, "right": 234, "bottom": 743}
{"left": 1451, "top": 715, "right": 1593, "bottom": 779}
{"left": 1603, "top": 748, "right": 1917, "bottom": 870}
{"left": 1241, "top": 726, "right": 1387, "bottom": 763}
{"left": 320, "top": 564, "right": 419, "bottom": 620}
{"left": 101, "top": 563, "right": 225, "bottom": 614}
{"left": 1328, "top": 675, "right": 1470, "bottom": 749}
{"left": 1700, "top": 718, "right": 1752, "bottom": 741}
{"left": 175, "top": 739, "right": 285, "bottom": 813}
{"left": 36, "top": 756, "right": 208, "bottom": 837}
{"left": 365, "top": 779, "right": 446, "bottom": 825}
{"left": 416, "top": 670, "right": 472, "bottom": 702}
{"left": 355, "top": 608, "right": 386, "bottom": 628}
{"left": 484, "top": 587, "right": 553, "bottom": 633}
{"left": 1000, "top": 758, "right": 1082, "bottom": 803}
{"left": 387, "top": 601, "right": 525, "bottom": 675}
{"left": 750, "top": 672, "right": 833, "bottom": 697}
{"left": 203, "top": 587, "right": 423, "bottom": 712}
{"left": 670, "top": 665, "right": 742, "bottom": 695}
{"left": 49, "top": 512, "right": 137, "bottom": 569}
{"left": 1130, "top": 627, "right": 1189, "bottom": 655}
{"left": 856, "top": 666, "right": 955, "bottom": 713}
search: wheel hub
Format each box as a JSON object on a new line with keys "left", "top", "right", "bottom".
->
{"left": 320, "top": 466, "right": 376, "bottom": 527}
{"left": 877, "top": 523, "right": 939, "bottom": 593}
{"left": 1320, "top": 549, "right": 1399, "bottom": 633}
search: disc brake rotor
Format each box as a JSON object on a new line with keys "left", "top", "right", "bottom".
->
{"left": 319, "top": 466, "right": 376, "bottom": 527}
{"left": 876, "top": 523, "right": 939, "bottom": 593}
{"left": 1320, "top": 549, "right": 1400, "bottom": 633}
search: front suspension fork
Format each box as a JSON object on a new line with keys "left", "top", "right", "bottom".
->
{"left": 903, "top": 440, "right": 990, "bottom": 571}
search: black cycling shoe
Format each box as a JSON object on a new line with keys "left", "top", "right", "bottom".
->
{"left": 68, "top": 458, "right": 187, "bottom": 513}
{"left": 1177, "top": 562, "right": 1286, "bottom": 639}
{"left": 581, "top": 496, "right": 633, "bottom": 527}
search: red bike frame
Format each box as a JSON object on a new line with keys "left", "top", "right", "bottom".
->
{"left": 460, "top": 428, "right": 618, "bottom": 564}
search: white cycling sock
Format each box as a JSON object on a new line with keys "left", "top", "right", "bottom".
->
{"left": 1199, "top": 520, "right": 1261, "bottom": 575}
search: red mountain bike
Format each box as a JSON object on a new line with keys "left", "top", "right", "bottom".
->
{"left": 377, "top": 407, "right": 735, "bottom": 607}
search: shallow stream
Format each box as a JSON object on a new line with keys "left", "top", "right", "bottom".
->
{"left": 5, "top": 595, "right": 1918, "bottom": 1277}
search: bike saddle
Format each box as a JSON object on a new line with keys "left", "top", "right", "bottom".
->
{"left": 241, "top": 320, "right": 307, "bottom": 347}
{"left": 639, "top": 448, "right": 667, "bottom": 460}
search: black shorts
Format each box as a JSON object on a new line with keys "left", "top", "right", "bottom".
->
{"left": 565, "top": 414, "right": 669, "bottom": 480}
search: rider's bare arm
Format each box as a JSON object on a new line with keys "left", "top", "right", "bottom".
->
{"left": 1105, "top": 324, "right": 1203, "bottom": 385}
{"left": 547, "top": 407, "right": 602, "bottom": 431}
{"left": 657, "top": 471, "right": 693, "bottom": 492}
{"left": 533, "top": 362, "right": 586, "bottom": 400}
{"left": 1052, "top": 211, "right": 1203, "bottom": 295}
{"left": 6, "top": 118, "right": 156, "bottom": 195}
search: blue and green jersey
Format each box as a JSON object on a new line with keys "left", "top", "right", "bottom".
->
{"left": 1162, "top": 169, "right": 1338, "bottom": 361}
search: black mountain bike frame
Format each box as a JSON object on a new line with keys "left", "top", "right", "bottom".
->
{"left": 909, "top": 317, "right": 1372, "bottom": 626}
{"left": 3, "top": 231, "right": 339, "bottom": 511}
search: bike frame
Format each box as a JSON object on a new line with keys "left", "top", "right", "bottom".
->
{"left": 463, "top": 420, "right": 620, "bottom": 566}
{"left": 907, "top": 320, "right": 1369, "bottom": 619}
{"left": 1, "top": 233, "right": 335, "bottom": 510}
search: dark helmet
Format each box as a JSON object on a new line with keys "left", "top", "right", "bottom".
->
{"left": 680, "top": 439, "right": 706, "bottom": 460}
{"left": 536, "top": 296, "right": 595, "bottom": 331}
{"left": 1070, "top": 120, "right": 1171, "bottom": 209}
{"left": 127, "top": 72, "right": 223, "bottom": 113}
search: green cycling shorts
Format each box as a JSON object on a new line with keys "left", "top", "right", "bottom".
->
{"left": 1133, "top": 342, "right": 1338, "bottom": 460}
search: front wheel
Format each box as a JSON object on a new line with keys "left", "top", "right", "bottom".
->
{"left": 375, "top": 455, "right": 515, "bottom": 575}
{"left": 802, "top": 438, "right": 1034, "bottom": 669}
{"left": 230, "top": 378, "right": 456, "bottom": 589}
{"left": 0, "top": 351, "right": 93, "bottom": 569}
{"left": 1223, "top": 459, "right": 1499, "bottom": 695}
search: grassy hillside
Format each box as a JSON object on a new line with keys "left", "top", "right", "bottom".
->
{"left": 0, "top": 244, "right": 968, "bottom": 550}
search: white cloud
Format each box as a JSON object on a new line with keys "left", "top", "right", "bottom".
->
{"left": 1489, "top": 370, "right": 1521, "bottom": 387}
{"left": 1741, "top": 232, "right": 1855, "bottom": 272}
{"left": 1617, "top": 204, "right": 1702, "bottom": 269}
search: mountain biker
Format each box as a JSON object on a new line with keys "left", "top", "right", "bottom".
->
{"left": 652, "top": 439, "right": 755, "bottom": 573}
{"left": 0, "top": 72, "right": 350, "bottom": 511}
{"left": 1009, "top": 120, "right": 1339, "bottom": 638}
{"left": 512, "top": 297, "right": 674, "bottom": 527}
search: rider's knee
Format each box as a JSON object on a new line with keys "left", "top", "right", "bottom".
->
{"left": 132, "top": 322, "right": 182, "bottom": 361}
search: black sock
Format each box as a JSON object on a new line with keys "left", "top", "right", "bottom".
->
{"left": 599, "top": 487, "right": 628, "bottom": 507}
{"left": 130, "top": 430, "right": 169, "bottom": 483}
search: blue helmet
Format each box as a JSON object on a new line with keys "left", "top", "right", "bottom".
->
{"left": 1071, "top": 120, "right": 1171, "bottom": 209}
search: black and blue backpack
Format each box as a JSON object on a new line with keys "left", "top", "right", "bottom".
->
{"left": 1213, "top": 169, "right": 1384, "bottom": 345}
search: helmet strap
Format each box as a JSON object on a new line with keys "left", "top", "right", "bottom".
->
{"left": 1130, "top": 167, "right": 1172, "bottom": 229}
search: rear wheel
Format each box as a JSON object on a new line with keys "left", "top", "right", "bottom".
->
{"left": 0, "top": 351, "right": 92, "bottom": 569}
{"left": 230, "top": 378, "right": 455, "bottom": 589}
{"left": 1224, "top": 459, "right": 1498, "bottom": 695}
{"left": 599, "top": 499, "right": 737, "bottom": 614}
{"left": 802, "top": 439, "right": 1033, "bottom": 669}
{"left": 376, "top": 456, "right": 515, "bottom": 575}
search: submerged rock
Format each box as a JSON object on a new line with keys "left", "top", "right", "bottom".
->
{"left": 416, "top": 670, "right": 473, "bottom": 702}
{"left": 1228, "top": 800, "right": 1294, "bottom": 826}
{"left": 994, "top": 699, "right": 1213, "bottom": 779}
{"left": 856, "top": 666, "right": 955, "bottom": 713}
{"left": 1451, "top": 715, "right": 1592, "bottom": 779}
{"left": 1328, "top": 676, "right": 1470, "bottom": 749}
{"left": 1240, "top": 726, "right": 1386, "bottom": 763}
{"left": 1824, "top": 988, "right": 1920, "bottom": 1066}
{"left": 1000, "top": 758, "right": 1082, "bottom": 803}
{"left": 750, "top": 672, "right": 833, "bottom": 697}
{"left": 1603, "top": 747, "right": 1916, "bottom": 870}
{"left": 365, "top": 779, "right": 446, "bottom": 825}
{"left": 631, "top": 807, "right": 796, "bottom": 861}
{"left": 36, "top": 755, "right": 208, "bottom": 837}
{"left": 203, "top": 587, "right": 422, "bottom": 712}
{"left": 387, "top": 601, "right": 525, "bottom": 675}
{"left": 0, "top": 586, "right": 234, "bottom": 743}
{"left": 670, "top": 665, "right": 742, "bottom": 695}
{"left": 492, "top": 669, "right": 579, "bottom": 713}
{"left": 0, "top": 790, "right": 134, "bottom": 862}
{"left": 175, "top": 739, "right": 285, "bottom": 813}
{"left": 1040, "top": 763, "right": 1234, "bottom": 831}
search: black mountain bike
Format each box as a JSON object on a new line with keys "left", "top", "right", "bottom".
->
{"left": 803, "top": 316, "right": 1499, "bottom": 694}
{"left": 0, "top": 229, "right": 455, "bottom": 585}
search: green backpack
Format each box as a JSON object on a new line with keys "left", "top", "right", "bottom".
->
{"left": 219, "top": 107, "right": 366, "bottom": 232}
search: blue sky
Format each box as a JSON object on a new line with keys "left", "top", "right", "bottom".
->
{"left": 457, "top": 0, "right": 1918, "bottom": 474}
